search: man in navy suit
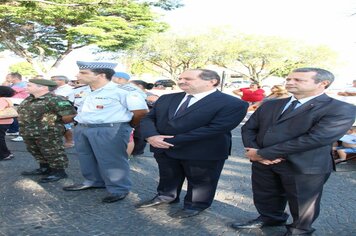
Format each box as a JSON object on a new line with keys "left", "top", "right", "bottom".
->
{"left": 136, "top": 69, "right": 248, "bottom": 218}
{"left": 232, "top": 68, "right": 355, "bottom": 235}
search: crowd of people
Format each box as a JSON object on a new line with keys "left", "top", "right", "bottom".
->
{"left": 0, "top": 63, "right": 355, "bottom": 236}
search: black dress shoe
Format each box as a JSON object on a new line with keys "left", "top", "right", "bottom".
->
{"left": 39, "top": 172, "right": 68, "bottom": 183}
{"left": 21, "top": 168, "right": 51, "bottom": 176}
{"left": 170, "top": 208, "right": 203, "bottom": 219}
{"left": 283, "top": 232, "right": 314, "bottom": 236}
{"left": 283, "top": 228, "right": 315, "bottom": 235}
{"left": 63, "top": 184, "right": 105, "bottom": 191}
{"left": 135, "top": 196, "right": 177, "bottom": 208}
{"left": 102, "top": 193, "right": 128, "bottom": 203}
{"left": 230, "top": 218, "right": 286, "bottom": 229}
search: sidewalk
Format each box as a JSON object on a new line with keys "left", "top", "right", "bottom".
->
{"left": 1, "top": 127, "right": 355, "bottom": 236}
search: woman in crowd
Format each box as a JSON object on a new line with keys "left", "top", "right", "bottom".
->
{"left": 0, "top": 86, "right": 16, "bottom": 161}
{"left": 232, "top": 83, "right": 265, "bottom": 104}
{"left": 249, "top": 84, "right": 290, "bottom": 111}
{"left": 264, "top": 85, "right": 290, "bottom": 100}
{"left": 130, "top": 80, "right": 159, "bottom": 109}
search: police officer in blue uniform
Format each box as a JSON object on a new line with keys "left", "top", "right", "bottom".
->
{"left": 63, "top": 61, "right": 148, "bottom": 203}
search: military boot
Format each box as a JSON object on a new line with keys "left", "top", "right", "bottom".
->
{"left": 21, "top": 163, "right": 51, "bottom": 176}
{"left": 39, "top": 169, "right": 68, "bottom": 183}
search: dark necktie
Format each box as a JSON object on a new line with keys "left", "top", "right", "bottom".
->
{"left": 175, "top": 95, "right": 193, "bottom": 116}
{"left": 279, "top": 100, "right": 299, "bottom": 119}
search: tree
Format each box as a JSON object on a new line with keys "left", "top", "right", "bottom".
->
{"left": 211, "top": 34, "right": 337, "bottom": 84}
{"left": 9, "top": 61, "right": 38, "bottom": 77}
{"left": 0, "top": 0, "right": 182, "bottom": 74}
{"left": 128, "top": 29, "right": 337, "bottom": 83}
{"left": 129, "top": 32, "right": 216, "bottom": 79}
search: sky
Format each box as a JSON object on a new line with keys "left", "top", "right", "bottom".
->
{"left": 159, "top": 0, "right": 356, "bottom": 84}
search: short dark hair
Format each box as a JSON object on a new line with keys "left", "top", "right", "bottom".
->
{"left": 130, "top": 80, "right": 154, "bottom": 90}
{"left": 195, "top": 69, "right": 220, "bottom": 86}
{"left": 51, "top": 75, "right": 69, "bottom": 83}
{"left": 8, "top": 72, "right": 22, "bottom": 80}
{"left": 292, "top": 67, "right": 334, "bottom": 89}
{"left": 91, "top": 68, "right": 115, "bottom": 80}
{"left": 0, "top": 86, "right": 15, "bottom": 97}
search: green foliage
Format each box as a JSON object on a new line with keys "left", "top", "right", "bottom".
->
{"left": 131, "top": 32, "right": 215, "bottom": 79}
{"left": 148, "top": 0, "right": 184, "bottom": 10}
{"left": 129, "top": 29, "right": 337, "bottom": 83}
{"left": 9, "top": 62, "right": 37, "bottom": 76}
{"left": 0, "top": 0, "right": 177, "bottom": 72}
{"left": 210, "top": 32, "right": 337, "bottom": 83}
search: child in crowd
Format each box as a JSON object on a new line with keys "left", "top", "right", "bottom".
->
{"left": 333, "top": 126, "right": 356, "bottom": 163}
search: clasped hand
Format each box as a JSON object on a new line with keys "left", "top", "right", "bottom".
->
{"left": 146, "top": 135, "right": 174, "bottom": 149}
{"left": 244, "top": 148, "right": 284, "bottom": 165}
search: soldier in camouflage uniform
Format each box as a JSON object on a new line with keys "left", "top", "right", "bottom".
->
{"left": 19, "top": 79, "right": 77, "bottom": 183}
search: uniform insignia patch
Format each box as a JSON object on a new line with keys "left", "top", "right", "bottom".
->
{"left": 57, "top": 101, "right": 72, "bottom": 106}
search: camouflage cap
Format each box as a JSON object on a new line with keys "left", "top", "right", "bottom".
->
{"left": 29, "top": 79, "right": 57, "bottom": 87}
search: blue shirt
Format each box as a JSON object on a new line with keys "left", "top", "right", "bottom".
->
{"left": 74, "top": 82, "right": 148, "bottom": 124}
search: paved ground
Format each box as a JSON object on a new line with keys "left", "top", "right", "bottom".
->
{"left": 1, "top": 126, "right": 355, "bottom": 236}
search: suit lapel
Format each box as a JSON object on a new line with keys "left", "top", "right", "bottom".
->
{"left": 168, "top": 92, "right": 186, "bottom": 120}
{"left": 172, "top": 90, "right": 221, "bottom": 119}
{"left": 272, "top": 98, "right": 290, "bottom": 122}
{"left": 277, "top": 94, "right": 331, "bottom": 122}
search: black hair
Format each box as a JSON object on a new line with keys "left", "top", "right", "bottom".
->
{"left": 0, "top": 86, "right": 16, "bottom": 97}
{"left": 91, "top": 68, "right": 115, "bottom": 80}
{"left": 130, "top": 80, "right": 154, "bottom": 90}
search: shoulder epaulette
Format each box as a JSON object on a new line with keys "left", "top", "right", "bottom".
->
{"left": 117, "top": 84, "right": 138, "bottom": 92}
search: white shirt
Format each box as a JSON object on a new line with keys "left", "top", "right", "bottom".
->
{"left": 54, "top": 84, "right": 74, "bottom": 98}
{"left": 282, "top": 93, "right": 324, "bottom": 112}
{"left": 176, "top": 89, "right": 217, "bottom": 111}
{"left": 74, "top": 82, "right": 148, "bottom": 124}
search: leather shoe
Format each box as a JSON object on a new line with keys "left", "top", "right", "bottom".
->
{"left": 21, "top": 168, "right": 51, "bottom": 176}
{"left": 170, "top": 208, "right": 203, "bottom": 219}
{"left": 102, "top": 193, "right": 128, "bottom": 203}
{"left": 39, "top": 172, "right": 68, "bottom": 183}
{"left": 283, "top": 228, "right": 315, "bottom": 235}
{"left": 230, "top": 218, "right": 286, "bottom": 229}
{"left": 63, "top": 184, "right": 105, "bottom": 191}
{"left": 283, "top": 232, "right": 314, "bottom": 236}
{"left": 136, "top": 196, "right": 178, "bottom": 208}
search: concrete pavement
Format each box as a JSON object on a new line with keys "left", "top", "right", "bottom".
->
{"left": 1, "top": 126, "right": 355, "bottom": 236}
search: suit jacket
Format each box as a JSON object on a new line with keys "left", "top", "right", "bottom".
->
{"left": 140, "top": 90, "right": 248, "bottom": 160}
{"left": 241, "top": 94, "right": 356, "bottom": 174}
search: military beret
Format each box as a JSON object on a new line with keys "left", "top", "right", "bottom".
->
{"left": 76, "top": 61, "right": 117, "bottom": 70}
{"left": 113, "top": 72, "right": 131, "bottom": 80}
{"left": 29, "top": 79, "right": 57, "bottom": 87}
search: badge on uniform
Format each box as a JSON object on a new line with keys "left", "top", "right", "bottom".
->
{"left": 96, "top": 105, "right": 104, "bottom": 109}
{"left": 75, "top": 91, "right": 86, "bottom": 98}
{"left": 57, "top": 101, "right": 72, "bottom": 106}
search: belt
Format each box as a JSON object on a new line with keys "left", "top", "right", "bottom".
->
{"left": 77, "top": 123, "right": 122, "bottom": 128}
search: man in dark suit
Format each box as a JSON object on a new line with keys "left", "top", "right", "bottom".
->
{"left": 136, "top": 69, "right": 248, "bottom": 218}
{"left": 232, "top": 68, "right": 355, "bottom": 235}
